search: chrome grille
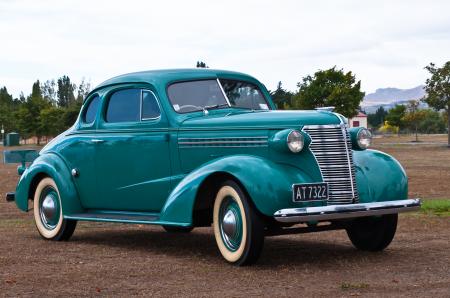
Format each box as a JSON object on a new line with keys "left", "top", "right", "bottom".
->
{"left": 303, "top": 124, "right": 359, "bottom": 205}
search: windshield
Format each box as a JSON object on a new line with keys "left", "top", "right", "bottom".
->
{"left": 167, "top": 79, "right": 270, "bottom": 113}
{"left": 219, "top": 79, "right": 269, "bottom": 110}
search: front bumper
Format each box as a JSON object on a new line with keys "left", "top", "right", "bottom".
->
{"left": 274, "top": 199, "right": 421, "bottom": 223}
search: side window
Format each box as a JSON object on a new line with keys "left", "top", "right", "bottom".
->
{"left": 142, "top": 91, "right": 160, "bottom": 119}
{"left": 106, "top": 89, "right": 140, "bottom": 123}
{"left": 84, "top": 95, "right": 100, "bottom": 124}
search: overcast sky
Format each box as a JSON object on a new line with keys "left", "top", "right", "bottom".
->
{"left": 1, "top": 0, "right": 449, "bottom": 98}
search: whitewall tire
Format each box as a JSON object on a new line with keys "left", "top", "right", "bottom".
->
{"left": 213, "top": 181, "right": 264, "bottom": 265}
{"left": 33, "top": 177, "right": 77, "bottom": 241}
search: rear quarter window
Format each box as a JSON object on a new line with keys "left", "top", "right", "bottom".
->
{"left": 84, "top": 95, "right": 100, "bottom": 124}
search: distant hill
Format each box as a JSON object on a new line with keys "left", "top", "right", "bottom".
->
{"left": 363, "top": 86, "right": 426, "bottom": 106}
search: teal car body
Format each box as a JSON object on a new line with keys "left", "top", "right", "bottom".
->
{"left": 12, "top": 69, "right": 415, "bottom": 228}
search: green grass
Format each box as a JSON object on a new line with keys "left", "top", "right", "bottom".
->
{"left": 420, "top": 199, "right": 450, "bottom": 216}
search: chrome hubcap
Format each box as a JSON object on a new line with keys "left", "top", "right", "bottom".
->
{"left": 222, "top": 209, "right": 237, "bottom": 238}
{"left": 42, "top": 195, "right": 56, "bottom": 221}
{"left": 219, "top": 196, "right": 243, "bottom": 252}
{"left": 39, "top": 187, "right": 60, "bottom": 230}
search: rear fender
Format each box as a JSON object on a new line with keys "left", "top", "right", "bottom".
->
{"left": 160, "top": 155, "right": 316, "bottom": 224}
{"left": 15, "top": 153, "right": 83, "bottom": 214}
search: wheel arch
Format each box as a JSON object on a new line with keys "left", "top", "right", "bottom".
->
{"left": 15, "top": 153, "right": 84, "bottom": 214}
{"left": 159, "top": 155, "right": 313, "bottom": 225}
{"left": 192, "top": 171, "right": 261, "bottom": 227}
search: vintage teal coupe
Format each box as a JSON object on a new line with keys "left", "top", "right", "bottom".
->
{"left": 5, "top": 69, "right": 420, "bottom": 265}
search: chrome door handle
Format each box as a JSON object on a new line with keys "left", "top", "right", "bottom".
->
{"left": 90, "top": 139, "right": 105, "bottom": 143}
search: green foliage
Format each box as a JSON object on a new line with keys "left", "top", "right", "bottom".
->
{"left": 367, "top": 106, "right": 387, "bottom": 128}
{"left": 196, "top": 61, "right": 208, "bottom": 68}
{"left": 420, "top": 199, "right": 450, "bottom": 216}
{"left": 385, "top": 104, "right": 406, "bottom": 129}
{"left": 0, "top": 87, "right": 19, "bottom": 133}
{"left": 57, "top": 75, "right": 76, "bottom": 107}
{"left": 39, "top": 106, "right": 65, "bottom": 137}
{"left": 14, "top": 81, "right": 52, "bottom": 143}
{"left": 424, "top": 61, "right": 450, "bottom": 145}
{"left": 418, "top": 110, "right": 446, "bottom": 134}
{"left": 0, "top": 76, "right": 90, "bottom": 144}
{"left": 270, "top": 81, "right": 293, "bottom": 109}
{"left": 402, "top": 100, "right": 426, "bottom": 141}
{"left": 290, "top": 67, "right": 364, "bottom": 117}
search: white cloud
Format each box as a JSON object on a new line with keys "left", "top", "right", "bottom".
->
{"left": 0, "top": 0, "right": 449, "bottom": 97}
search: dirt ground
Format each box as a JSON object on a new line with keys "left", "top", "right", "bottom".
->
{"left": 0, "top": 137, "right": 449, "bottom": 297}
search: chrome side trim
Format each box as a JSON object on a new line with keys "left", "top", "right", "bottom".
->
{"left": 178, "top": 136, "right": 268, "bottom": 148}
{"left": 273, "top": 199, "right": 421, "bottom": 223}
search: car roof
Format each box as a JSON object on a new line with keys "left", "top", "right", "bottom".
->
{"left": 87, "top": 68, "right": 259, "bottom": 100}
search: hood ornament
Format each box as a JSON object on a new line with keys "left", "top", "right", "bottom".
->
{"left": 315, "top": 106, "right": 335, "bottom": 112}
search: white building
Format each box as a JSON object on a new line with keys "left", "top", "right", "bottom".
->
{"left": 349, "top": 112, "right": 368, "bottom": 128}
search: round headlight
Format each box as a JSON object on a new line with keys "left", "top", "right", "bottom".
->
{"left": 357, "top": 128, "right": 372, "bottom": 149}
{"left": 287, "top": 130, "right": 304, "bottom": 153}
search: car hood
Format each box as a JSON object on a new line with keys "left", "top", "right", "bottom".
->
{"left": 179, "top": 110, "right": 342, "bottom": 130}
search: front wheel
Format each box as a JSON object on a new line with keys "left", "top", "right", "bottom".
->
{"left": 213, "top": 181, "right": 264, "bottom": 266}
{"left": 33, "top": 177, "right": 77, "bottom": 241}
{"left": 346, "top": 214, "right": 398, "bottom": 251}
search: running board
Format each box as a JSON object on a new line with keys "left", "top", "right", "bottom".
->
{"left": 65, "top": 212, "right": 159, "bottom": 224}
{"left": 64, "top": 211, "right": 191, "bottom": 227}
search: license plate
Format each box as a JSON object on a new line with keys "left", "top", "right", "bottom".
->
{"left": 292, "top": 183, "right": 328, "bottom": 202}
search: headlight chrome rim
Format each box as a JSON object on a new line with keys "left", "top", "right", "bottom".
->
{"left": 356, "top": 128, "right": 372, "bottom": 149}
{"left": 287, "top": 130, "right": 304, "bottom": 153}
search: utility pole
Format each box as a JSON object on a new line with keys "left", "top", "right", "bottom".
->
{"left": 1, "top": 124, "right": 4, "bottom": 146}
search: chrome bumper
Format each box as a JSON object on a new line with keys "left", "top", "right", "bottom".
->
{"left": 273, "top": 199, "right": 421, "bottom": 223}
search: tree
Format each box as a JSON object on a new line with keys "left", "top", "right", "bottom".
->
{"left": 424, "top": 61, "right": 450, "bottom": 147}
{"left": 0, "top": 86, "right": 17, "bottom": 133}
{"left": 418, "top": 110, "right": 446, "bottom": 134}
{"left": 196, "top": 61, "right": 208, "bottom": 68}
{"left": 270, "top": 81, "right": 293, "bottom": 109}
{"left": 76, "top": 78, "right": 91, "bottom": 103}
{"left": 291, "top": 67, "right": 364, "bottom": 117}
{"left": 57, "top": 75, "right": 76, "bottom": 107}
{"left": 15, "top": 80, "right": 52, "bottom": 144}
{"left": 367, "top": 106, "right": 388, "bottom": 128}
{"left": 385, "top": 104, "right": 406, "bottom": 131}
{"left": 41, "top": 79, "right": 57, "bottom": 104}
{"left": 40, "top": 106, "right": 65, "bottom": 137}
{"left": 402, "top": 100, "right": 426, "bottom": 142}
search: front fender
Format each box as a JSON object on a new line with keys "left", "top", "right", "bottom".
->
{"left": 353, "top": 149, "right": 408, "bottom": 203}
{"left": 15, "top": 153, "right": 83, "bottom": 214}
{"left": 160, "top": 155, "right": 320, "bottom": 224}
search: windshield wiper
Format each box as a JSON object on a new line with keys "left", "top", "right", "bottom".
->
{"left": 203, "top": 103, "right": 230, "bottom": 114}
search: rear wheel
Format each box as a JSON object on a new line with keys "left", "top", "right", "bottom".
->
{"left": 346, "top": 214, "right": 398, "bottom": 251}
{"left": 213, "top": 181, "right": 264, "bottom": 266}
{"left": 33, "top": 177, "right": 77, "bottom": 241}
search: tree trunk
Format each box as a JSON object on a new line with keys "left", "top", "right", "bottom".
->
{"left": 415, "top": 124, "right": 418, "bottom": 142}
{"left": 448, "top": 109, "right": 450, "bottom": 148}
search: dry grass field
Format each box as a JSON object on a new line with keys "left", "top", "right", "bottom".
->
{"left": 0, "top": 136, "right": 449, "bottom": 297}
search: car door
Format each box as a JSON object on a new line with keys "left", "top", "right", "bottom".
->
{"left": 59, "top": 94, "right": 101, "bottom": 206}
{"left": 91, "top": 86, "right": 171, "bottom": 212}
